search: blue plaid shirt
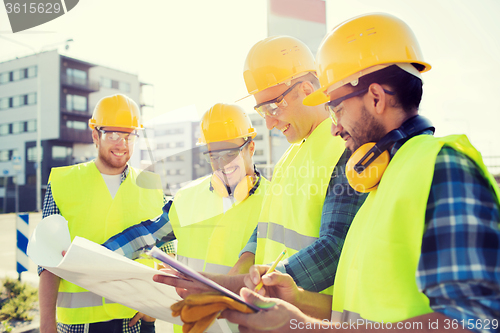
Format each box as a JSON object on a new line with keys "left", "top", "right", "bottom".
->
{"left": 416, "top": 145, "right": 500, "bottom": 332}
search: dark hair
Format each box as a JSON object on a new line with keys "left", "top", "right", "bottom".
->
{"left": 354, "top": 65, "right": 423, "bottom": 114}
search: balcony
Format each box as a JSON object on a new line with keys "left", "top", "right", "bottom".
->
{"left": 61, "top": 74, "right": 99, "bottom": 92}
{"left": 60, "top": 127, "right": 93, "bottom": 144}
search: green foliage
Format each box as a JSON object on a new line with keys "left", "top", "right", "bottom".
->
{"left": 0, "top": 278, "right": 38, "bottom": 322}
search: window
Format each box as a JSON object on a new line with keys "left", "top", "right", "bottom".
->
{"left": 111, "top": 80, "right": 119, "bottom": 89}
{"left": 119, "top": 81, "right": 131, "bottom": 92}
{"left": 254, "top": 135, "right": 263, "bottom": 141}
{"left": 27, "top": 146, "right": 43, "bottom": 162}
{"left": 12, "top": 122, "right": 22, "bottom": 134}
{"left": 27, "top": 120, "right": 36, "bottom": 132}
{"left": 66, "top": 120, "right": 87, "bottom": 130}
{"left": 0, "top": 72, "right": 8, "bottom": 84}
{"left": 66, "top": 68, "right": 87, "bottom": 86}
{"left": 27, "top": 66, "right": 37, "bottom": 78}
{"left": 175, "top": 142, "right": 184, "bottom": 148}
{"left": 12, "top": 95, "right": 21, "bottom": 108}
{"left": 27, "top": 93, "right": 36, "bottom": 105}
{"left": 12, "top": 70, "right": 20, "bottom": 81}
{"left": 0, "top": 150, "right": 8, "bottom": 162}
{"left": 52, "top": 146, "right": 72, "bottom": 160}
{"left": 101, "top": 77, "right": 112, "bottom": 88}
{"left": 66, "top": 94, "right": 87, "bottom": 112}
{"left": 0, "top": 98, "right": 8, "bottom": 110}
{"left": 255, "top": 149, "right": 264, "bottom": 156}
{"left": 0, "top": 123, "right": 8, "bottom": 136}
{"left": 253, "top": 119, "right": 264, "bottom": 126}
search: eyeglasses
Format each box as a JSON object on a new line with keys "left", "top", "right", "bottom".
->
{"left": 97, "top": 129, "right": 139, "bottom": 144}
{"left": 254, "top": 81, "right": 303, "bottom": 118}
{"left": 326, "top": 88, "right": 395, "bottom": 125}
{"left": 202, "top": 139, "right": 251, "bottom": 166}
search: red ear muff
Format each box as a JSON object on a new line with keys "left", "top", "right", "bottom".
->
{"left": 346, "top": 142, "right": 391, "bottom": 193}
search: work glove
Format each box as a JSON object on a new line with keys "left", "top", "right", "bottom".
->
{"left": 171, "top": 291, "right": 254, "bottom": 333}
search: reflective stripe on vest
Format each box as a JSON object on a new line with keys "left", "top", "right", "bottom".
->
{"left": 57, "top": 292, "right": 117, "bottom": 308}
{"left": 332, "top": 134, "right": 500, "bottom": 322}
{"left": 50, "top": 162, "right": 163, "bottom": 324}
{"left": 256, "top": 222, "right": 317, "bottom": 251}
{"left": 256, "top": 119, "right": 345, "bottom": 296}
{"left": 171, "top": 175, "right": 269, "bottom": 274}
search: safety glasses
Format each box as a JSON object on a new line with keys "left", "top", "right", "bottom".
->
{"left": 202, "top": 139, "right": 251, "bottom": 166}
{"left": 97, "top": 129, "right": 139, "bottom": 144}
{"left": 253, "top": 81, "right": 303, "bottom": 118}
{"left": 326, "top": 88, "right": 394, "bottom": 125}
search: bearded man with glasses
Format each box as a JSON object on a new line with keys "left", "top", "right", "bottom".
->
{"left": 39, "top": 94, "right": 164, "bottom": 333}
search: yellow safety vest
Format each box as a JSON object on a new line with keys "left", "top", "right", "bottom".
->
{"left": 332, "top": 135, "right": 500, "bottom": 322}
{"left": 255, "top": 119, "right": 345, "bottom": 295}
{"left": 170, "top": 174, "right": 269, "bottom": 333}
{"left": 170, "top": 175, "right": 270, "bottom": 274}
{"left": 50, "top": 161, "right": 163, "bottom": 325}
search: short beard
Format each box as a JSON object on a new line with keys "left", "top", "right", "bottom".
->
{"left": 97, "top": 145, "right": 128, "bottom": 170}
{"left": 349, "top": 106, "right": 386, "bottom": 152}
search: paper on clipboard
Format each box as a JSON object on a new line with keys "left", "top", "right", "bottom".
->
{"left": 147, "top": 246, "right": 261, "bottom": 312}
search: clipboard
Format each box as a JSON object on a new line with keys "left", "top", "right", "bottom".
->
{"left": 147, "top": 246, "right": 261, "bottom": 312}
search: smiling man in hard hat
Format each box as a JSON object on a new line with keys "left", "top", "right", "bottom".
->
{"left": 232, "top": 35, "right": 367, "bottom": 295}
{"left": 38, "top": 94, "right": 164, "bottom": 333}
{"left": 223, "top": 13, "right": 500, "bottom": 332}
{"left": 101, "top": 103, "right": 270, "bottom": 332}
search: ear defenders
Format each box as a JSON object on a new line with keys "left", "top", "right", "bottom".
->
{"left": 346, "top": 115, "right": 434, "bottom": 193}
{"left": 210, "top": 169, "right": 262, "bottom": 202}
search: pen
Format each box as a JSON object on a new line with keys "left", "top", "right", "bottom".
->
{"left": 254, "top": 249, "right": 287, "bottom": 292}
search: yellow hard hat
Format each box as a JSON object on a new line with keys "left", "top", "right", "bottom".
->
{"left": 243, "top": 36, "right": 315, "bottom": 96}
{"left": 304, "top": 13, "right": 432, "bottom": 106}
{"left": 89, "top": 94, "right": 143, "bottom": 130}
{"left": 199, "top": 103, "right": 256, "bottom": 144}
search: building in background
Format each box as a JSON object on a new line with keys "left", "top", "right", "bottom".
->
{"left": 0, "top": 50, "right": 142, "bottom": 213}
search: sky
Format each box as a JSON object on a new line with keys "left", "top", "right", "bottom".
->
{"left": 1, "top": 0, "right": 499, "bottom": 171}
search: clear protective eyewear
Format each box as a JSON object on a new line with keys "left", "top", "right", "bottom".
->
{"left": 326, "top": 88, "right": 394, "bottom": 125}
{"left": 98, "top": 128, "right": 139, "bottom": 144}
{"left": 253, "top": 81, "right": 303, "bottom": 118}
{"left": 202, "top": 139, "right": 251, "bottom": 166}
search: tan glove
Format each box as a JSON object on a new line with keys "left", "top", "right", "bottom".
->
{"left": 171, "top": 291, "right": 254, "bottom": 333}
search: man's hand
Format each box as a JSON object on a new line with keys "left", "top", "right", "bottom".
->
{"left": 245, "top": 265, "right": 301, "bottom": 306}
{"left": 223, "top": 287, "right": 315, "bottom": 333}
{"left": 153, "top": 268, "right": 247, "bottom": 298}
{"left": 129, "top": 312, "right": 155, "bottom": 326}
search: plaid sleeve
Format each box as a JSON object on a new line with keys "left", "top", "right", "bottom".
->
{"left": 283, "top": 150, "right": 368, "bottom": 292}
{"left": 42, "top": 182, "right": 59, "bottom": 218}
{"left": 238, "top": 226, "right": 258, "bottom": 257}
{"left": 38, "top": 183, "right": 60, "bottom": 275}
{"left": 418, "top": 146, "right": 500, "bottom": 332}
{"left": 102, "top": 199, "right": 176, "bottom": 259}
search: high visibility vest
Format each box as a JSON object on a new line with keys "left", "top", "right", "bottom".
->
{"left": 169, "top": 175, "right": 270, "bottom": 274}
{"left": 50, "top": 161, "right": 163, "bottom": 325}
{"left": 255, "top": 119, "right": 345, "bottom": 295}
{"left": 332, "top": 135, "right": 500, "bottom": 322}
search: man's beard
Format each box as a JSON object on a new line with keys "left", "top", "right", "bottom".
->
{"left": 344, "top": 106, "right": 386, "bottom": 152}
{"left": 98, "top": 146, "right": 128, "bottom": 169}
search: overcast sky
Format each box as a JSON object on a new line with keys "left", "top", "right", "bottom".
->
{"left": 1, "top": 0, "right": 499, "bottom": 170}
